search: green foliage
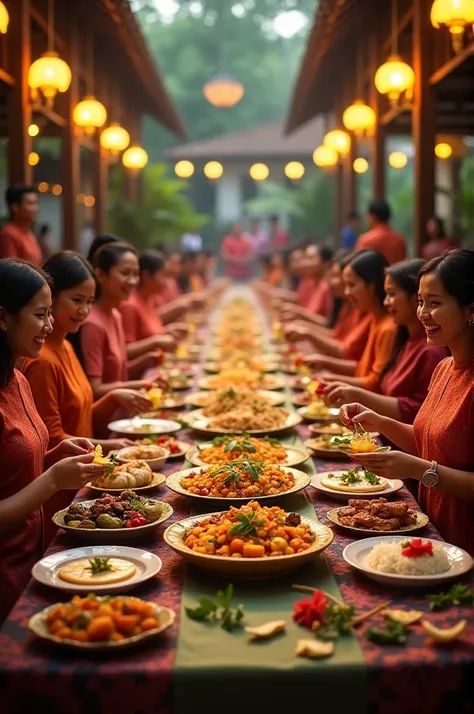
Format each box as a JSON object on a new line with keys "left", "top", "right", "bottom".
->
{"left": 107, "top": 163, "right": 208, "bottom": 249}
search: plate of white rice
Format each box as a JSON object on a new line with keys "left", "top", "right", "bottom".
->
{"left": 343, "top": 536, "right": 473, "bottom": 588}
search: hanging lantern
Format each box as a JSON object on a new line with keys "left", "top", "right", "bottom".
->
{"left": 249, "top": 163, "right": 269, "bottom": 181}
{"left": 28, "top": 152, "right": 40, "bottom": 167}
{"left": 431, "top": 0, "right": 474, "bottom": 53}
{"left": 375, "top": 55, "right": 415, "bottom": 104}
{"left": 435, "top": 142, "right": 453, "bottom": 159}
{"left": 323, "top": 129, "right": 351, "bottom": 156}
{"left": 388, "top": 151, "right": 408, "bottom": 169}
{"left": 203, "top": 161, "right": 224, "bottom": 180}
{"left": 353, "top": 157, "right": 369, "bottom": 174}
{"left": 28, "top": 52, "right": 72, "bottom": 109}
{"left": 28, "top": 124, "right": 40, "bottom": 137}
{"left": 174, "top": 160, "right": 195, "bottom": 179}
{"left": 73, "top": 97, "right": 107, "bottom": 134}
{"left": 203, "top": 75, "right": 244, "bottom": 108}
{"left": 100, "top": 123, "right": 130, "bottom": 155}
{"left": 122, "top": 146, "right": 148, "bottom": 171}
{"left": 312, "top": 146, "right": 338, "bottom": 168}
{"left": 0, "top": 2, "right": 9, "bottom": 34}
{"left": 342, "top": 100, "right": 376, "bottom": 136}
{"left": 284, "top": 161, "right": 305, "bottom": 181}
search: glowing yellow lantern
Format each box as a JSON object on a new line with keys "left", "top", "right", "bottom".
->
{"left": 202, "top": 75, "right": 244, "bottom": 108}
{"left": 73, "top": 97, "right": 107, "bottom": 134}
{"left": 431, "top": 0, "right": 474, "bottom": 52}
{"left": 28, "top": 52, "right": 72, "bottom": 108}
{"left": 284, "top": 161, "right": 305, "bottom": 180}
{"left": 353, "top": 157, "right": 369, "bottom": 174}
{"left": 323, "top": 129, "right": 351, "bottom": 156}
{"left": 100, "top": 123, "right": 130, "bottom": 155}
{"left": 204, "top": 161, "right": 224, "bottom": 180}
{"left": 435, "top": 142, "right": 453, "bottom": 159}
{"left": 84, "top": 196, "right": 96, "bottom": 208}
{"left": 342, "top": 100, "right": 376, "bottom": 136}
{"left": 0, "top": 2, "right": 9, "bottom": 34}
{"left": 174, "top": 160, "right": 195, "bottom": 178}
{"left": 375, "top": 55, "right": 415, "bottom": 104}
{"left": 122, "top": 146, "right": 148, "bottom": 171}
{"left": 52, "top": 184, "right": 63, "bottom": 195}
{"left": 312, "top": 145, "right": 339, "bottom": 168}
{"left": 388, "top": 151, "right": 408, "bottom": 169}
{"left": 37, "top": 182, "right": 48, "bottom": 193}
{"left": 28, "top": 152, "right": 40, "bottom": 167}
{"left": 28, "top": 124, "right": 40, "bottom": 137}
{"left": 250, "top": 163, "right": 269, "bottom": 181}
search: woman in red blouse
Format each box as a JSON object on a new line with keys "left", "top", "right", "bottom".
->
{"left": 340, "top": 249, "right": 474, "bottom": 552}
{"left": 325, "top": 259, "right": 446, "bottom": 421}
{"left": 0, "top": 259, "right": 107, "bottom": 621}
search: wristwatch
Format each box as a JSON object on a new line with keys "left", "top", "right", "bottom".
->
{"left": 421, "top": 460, "right": 439, "bottom": 488}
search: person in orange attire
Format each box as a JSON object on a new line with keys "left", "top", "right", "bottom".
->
{"left": 305, "top": 250, "right": 397, "bottom": 392}
{"left": 0, "top": 258, "right": 108, "bottom": 622}
{"left": 340, "top": 249, "right": 474, "bottom": 554}
{"left": 0, "top": 185, "right": 42, "bottom": 264}
{"left": 260, "top": 254, "right": 284, "bottom": 287}
{"left": 356, "top": 198, "right": 406, "bottom": 265}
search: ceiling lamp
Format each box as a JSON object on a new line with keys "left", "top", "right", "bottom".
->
{"left": 342, "top": 100, "right": 376, "bottom": 136}
{"left": 100, "top": 123, "right": 130, "bottom": 156}
{"left": 435, "top": 142, "right": 453, "bottom": 159}
{"left": 28, "top": 0, "right": 71, "bottom": 109}
{"left": 388, "top": 150, "right": 408, "bottom": 169}
{"left": 375, "top": 0, "right": 415, "bottom": 105}
{"left": 353, "top": 157, "right": 369, "bottom": 174}
{"left": 73, "top": 97, "right": 107, "bottom": 135}
{"left": 284, "top": 161, "right": 305, "bottom": 181}
{"left": 28, "top": 123, "right": 40, "bottom": 137}
{"left": 174, "top": 160, "right": 195, "bottom": 179}
{"left": 312, "top": 145, "right": 339, "bottom": 168}
{"left": 204, "top": 161, "right": 224, "bottom": 180}
{"left": 203, "top": 75, "right": 245, "bottom": 108}
{"left": 28, "top": 152, "right": 40, "bottom": 167}
{"left": 323, "top": 129, "right": 351, "bottom": 156}
{"left": 122, "top": 146, "right": 148, "bottom": 171}
{"left": 0, "top": 2, "right": 9, "bottom": 33}
{"left": 250, "top": 163, "right": 269, "bottom": 181}
{"left": 431, "top": 0, "right": 474, "bottom": 53}
{"left": 52, "top": 184, "right": 63, "bottom": 195}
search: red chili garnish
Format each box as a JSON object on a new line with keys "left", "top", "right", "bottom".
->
{"left": 401, "top": 538, "right": 434, "bottom": 558}
{"left": 292, "top": 590, "right": 327, "bottom": 630}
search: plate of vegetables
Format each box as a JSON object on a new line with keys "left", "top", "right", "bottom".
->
{"left": 52, "top": 491, "right": 173, "bottom": 543}
{"left": 29, "top": 595, "right": 175, "bottom": 650}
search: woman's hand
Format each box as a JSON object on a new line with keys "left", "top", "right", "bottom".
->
{"left": 339, "top": 402, "right": 385, "bottom": 433}
{"left": 48, "top": 452, "right": 108, "bottom": 491}
{"left": 303, "top": 354, "right": 328, "bottom": 370}
{"left": 157, "top": 335, "right": 177, "bottom": 352}
{"left": 350, "top": 451, "right": 426, "bottom": 481}
{"left": 100, "top": 438, "right": 135, "bottom": 452}
{"left": 324, "top": 382, "right": 361, "bottom": 407}
{"left": 143, "top": 349, "right": 165, "bottom": 367}
{"left": 283, "top": 323, "right": 309, "bottom": 341}
{"left": 166, "top": 322, "right": 188, "bottom": 339}
{"left": 47, "top": 437, "right": 94, "bottom": 466}
{"left": 112, "top": 389, "right": 153, "bottom": 415}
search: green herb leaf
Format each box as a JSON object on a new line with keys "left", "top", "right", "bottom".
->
{"left": 86, "top": 557, "right": 113, "bottom": 574}
{"left": 224, "top": 439, "right": 238, "bottom": 453}
{"left": 427, "top": 583, "right": 474, "bottom": 611}
{"left": 365, "top": 619, "right": 408, "bottom": 645}
{"left": 186, "top": 584, "right": 244, "bottom": 632}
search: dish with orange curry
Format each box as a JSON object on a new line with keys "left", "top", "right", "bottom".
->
{"left": 197, "top": 434, "right": 287, "bottom": 465}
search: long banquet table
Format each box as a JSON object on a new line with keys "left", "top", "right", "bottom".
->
{"left": 1, "top": 290, "right": 474, "bottom": 714}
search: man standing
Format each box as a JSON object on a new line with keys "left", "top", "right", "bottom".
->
{"left": 269, "top": 214, "right": 288, "bottom": 250}
{"left": 220, "top": 222, "right": 253, "bottom": 281}
{"left": 0, "top": 185, "right": 42, "bottom": 264}
{"left": 356, "top": 198, "right": 406, "bottom": 265}
{"left": 340, "top": 211, "right": 359, "bottom": 250}
{"left": 247, "top": 217, "right": 268, "bottom": 255}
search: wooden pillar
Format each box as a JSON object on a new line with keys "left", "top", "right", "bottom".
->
{"left": 334, "top": 163, "right": 344, "bottom": 247}
{"left": 61, "top": 11, "right": 80, "bottom": 250}
{"left": 345, "top": 136, "right": 357, "bottom": 215}
{"left": 370, "top": 35, "right": 385, "bottom": 199}
{"left": 6, "top": 0, "right": 32, "bottom": 185}
{"left": 413, "top": 0, "right": 435, "bottom": 257}
{"left": 124, "top": 111, "right": 141, "bottom": 203}
{"left": 93, "top": 144, "right": 108, "bottom": 235}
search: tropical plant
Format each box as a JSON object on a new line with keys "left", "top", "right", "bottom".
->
{"left": 107, "top": 163, "right": 208, "bottom": 249}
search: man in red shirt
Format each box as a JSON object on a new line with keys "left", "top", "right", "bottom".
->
{"left": 356, "top": 198, "right": 406, "bottom": 265}
{"left": 220, "top": 223, "right": 253, "bottom": 280}
{"left": 0, "top": 185, "right": 42, "bottom": 264}
{"left": 269, "top": 214, "right": 288, "bottom": 250}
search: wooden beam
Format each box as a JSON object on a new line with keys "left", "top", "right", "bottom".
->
{"left": 334, "top": 162, "right": 344, "bottom": 245}
{"left": 412, "top": 0, "right": 436, "bottom": 257}
{"left": 31, "top": 102, "right": 67, "bottom": 127}
{"left": 430, "top": 43, "right": 474, "bottom": 85}
{"left": 381, "top": 6, "right": 414, "bottom": 52}
{"left": 380, "top": 101, "right": 413, "bottom": 127}
{"left": 6, "top": 0, "right": 32, "bottom": 185}
{"left": 0, "top": 67, "right": 14, "bottom": 87}
{"left": 94, "top": 144, "right": 108, "bottom": 236}
{"left": 370, "top": 33, "right": 385, "bottom": 198}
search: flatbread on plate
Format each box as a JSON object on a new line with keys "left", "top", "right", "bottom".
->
{"left": 320, "top": 474, "right": 387, "bottom": 493}
{"left": 58, "top": 558, "right": 136, "bottom": 585}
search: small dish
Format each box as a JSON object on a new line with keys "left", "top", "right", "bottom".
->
{"left": 108, "top": 418, "right": 181, "bottom": 437}
{"left": 327, "top": 508, "right": 429, "bottom": 536}
{"left": 310, "top": 471, "right": 404, "bottom": 501}
{"left": 116, "top": 445, "right": 169, "bottom": 470}
{"left": 86, "top": 472, "right": 166, "bottom": 494}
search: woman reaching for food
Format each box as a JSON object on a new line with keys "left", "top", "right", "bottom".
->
{"left": 0, "top": 259, "right": 108, "bottom": 622}
{"left": 303, "top": 250, "right": 397, "bottom": 391}
{"left": 325, "top": 259, "right": 447, "bottom": 420}
{"left": 340, "top": 249, "right": 474, "bottom": 553}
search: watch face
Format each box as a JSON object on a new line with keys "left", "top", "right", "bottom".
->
{"left": 422, "top": 469, "right": 439, "bottom": 488}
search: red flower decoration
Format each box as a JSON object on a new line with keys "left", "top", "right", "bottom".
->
{"left": 401, "top": 538, "right": 434, "bottom": 559}
{"left": 295, "top": 356, "right": 304, "bottom": 367}
{"left": 293, "top": 590, "right": 328, "bottom": 630}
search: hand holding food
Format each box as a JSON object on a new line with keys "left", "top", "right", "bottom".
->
{"left": 112, "top": 388, "right": 154, "bottom": 415}
{"left": 48, "top": 437, "right": 95, "bottom": 464}
{"left": 339, "top": 403, "right": 384, "bottom": 433}
{"left": 91, "top": 445, "right": 119, "bottom": 475}
{"left": 332, "top": 425, "right": 380, "bottom": 453}
{"left": 350, "top": 451, "right": 426, "bottom": 481}
{"left": 49, "top": 452, "right": 110, "bottom": 491}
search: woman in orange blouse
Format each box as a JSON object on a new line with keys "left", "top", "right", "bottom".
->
{"left": 341, "top": 249, "right": 474, "bottom": 553}
{"left": 22, "top": 251, "right": 152, "bottom": 449}
{"left": 305, "top": 250, "right": 397, "bottom": 391}
{"left": 0, "top": 259, "right": 107, "bottom": 621}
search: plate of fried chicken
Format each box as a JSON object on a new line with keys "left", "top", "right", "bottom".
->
{"left": 327, "top": 499, "right": 429, "bottom": 535}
